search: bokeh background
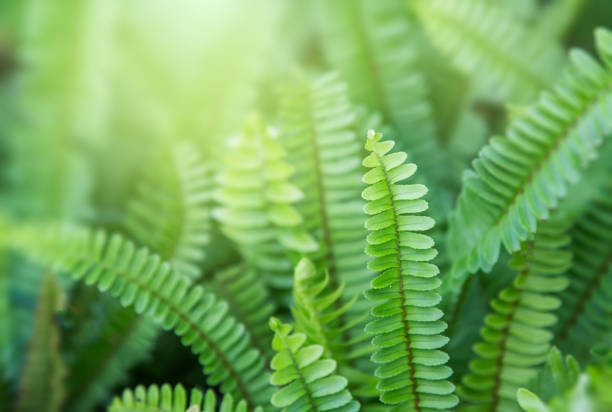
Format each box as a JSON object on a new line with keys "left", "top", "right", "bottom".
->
{"left": 1, "top": 0, "right": 611, "bottom": 411}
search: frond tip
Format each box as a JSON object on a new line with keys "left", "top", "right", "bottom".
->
{"left": 269, "top": 317, "right": 360, "bottom": 412}
{"left": 362, "top": 130, "right": 457, "bottom": 410}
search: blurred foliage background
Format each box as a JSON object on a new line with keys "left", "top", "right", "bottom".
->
{"left": 0, "top": 0, "right": 611, "bottom": 411}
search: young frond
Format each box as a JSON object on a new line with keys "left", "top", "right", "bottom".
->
{"left": 362, "top": 130, "right": 457, "bottom": 410}
{"left": 108, "top": 383, "right": 261, "bottom": 412}
{"left": 213, "top": 115, "right": 317, "bottom": 292}
{"left": 125, "top": 141, "right": 213, "bottom": 279}
{"left": 459, "top": 219, "right": 572, "bottom": 411}
{"left": 269, "top": 317, "right": 360, "bottom": 412}
{"left": 11, "top": 225, "right": 274, "bottom": 410}
{"left": 448, "top": 28, "right": 612, "bottom": 288}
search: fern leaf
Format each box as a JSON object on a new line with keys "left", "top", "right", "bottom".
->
{"left": 208, "top": 264, "right": 276, "bottom": 359}
{"left": 279, "top": 72, "right": 370, "bottom": 313}
{"left": 268, "top": 317, "right": 360, "bottom": 412}
{"left": 459, "top": 219, "right": 572, "bottom": 411}
{"left": 319, "top": 1, "right": 440, "bottom": 172}
{"left": 12, "top": 225, "right": 274, "bottom": 410}
{"left": 108, "top": 383, "right": 261, "bottom": 412}
{"left": 447, "top": 28, "right": 612, "bottom": 286}
{"left": 413, "top": 0, "right": 566, "bottom": 103}
{"left": 362, "top": 130, "right": 457, "bottom": 410}
{"left": 125, "top": 141, "right": 213, "bottom": 279}
{"left": 555, "top": 188, "right": 612, "bottom": 361}
{"left": 213, "top": 115, "right": 317, "bottom": 292}
{"left": 15, "top": 273, "right": 66, "bottom": 412}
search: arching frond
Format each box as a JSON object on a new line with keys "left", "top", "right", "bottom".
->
{"left": 447, "top": 28, "right": 612, "bottom": 288}
{"left": 269, "top": 317, "right": 360, "bottom": 412}
{"left": 213, "top": 115, "right": 317, "bottom": 293}
{"left": 413, "top": 0, "right": 566, "bottom": 103}
{"left": 459, "top": 219, "right": 572, "bottom": 411}
{"left": 108, "top": 383, "right": 262, "bottom": 412}
{"left": 125, "top": 141, "right": 213, "bottom": 280}
{"left": 15, "top": 273, "right": 66, "bottom": 412}
{"left": 362, "top": 130, "right": 457, "bottom": 410}
{"left": 11, "top": 225, "right": 274, "bottom": 411}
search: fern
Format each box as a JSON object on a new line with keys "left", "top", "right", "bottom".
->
{"left": 208, "top": 264, "right": 276, "bottom": 359}
{"left": 278, "top": 72, "right": 369, "bottom": 313}
{"left": 412, "top": 0, "right": 566, "bottom": 103}
{"left": 319, "top": 0, "right": 440, "bottom": 174}
{"left": 108, "top": 383, "right": 261, "bottom": 412}
{"left": 213, "top": 115, "right": 317, "bottom": 293}
{"left": 447, "top": 28, "right": 612, "bottom": 287}
{"left": 555, "top": 187, "right": 612, "bottom": 361}
{"left": 361, "top": 130, "right": 457, "bottom": 410}
{"left": 125, "top": 141, "right": 213, "bottom": 280}
{"left": 15, "top": 273, "right": 66, "bottom": 412}
{"left": 11, "top": 225, "right": 274, "bottom": 410}
{"left": 268, "top": 317, "right": 360, "bottom": 412}
{"left": 459, "top": 219, "right": 572, "bottom": 411}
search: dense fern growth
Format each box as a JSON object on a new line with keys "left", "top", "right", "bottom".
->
{"left": 555, "top": 188, "right": 612, "bottom": 360}
{"left": 1, "top": 2, "right": 611, "bottom": 411}
{"left": 448, "top": 28, "right": 612, "bottom": 287}
{"left": 15, "top": 273, "right": 66, "bottom": 412}
{"left": 269, "top": 317, "right": 360, "bottom": 412}
{"left": 108, "top": 383, "right": 260, "bottom": 412}
{"left": 362, "top": 130, "right": 457, "bottom": 410}
{"left": 459, "top": 219, "right": 572, "bottom": 411}
{"left": 214, "top": 115, "right": 317, "bottom": 293}
{"left": 11, "top": 226, "right": 274, "bottom": 410}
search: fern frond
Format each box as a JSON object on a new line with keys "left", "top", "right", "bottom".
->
{"left": 108, "top": 383, "right": 261, "bottom": 412}
{"left": 208, "top": 264, "right": 276, "bottom": 359}
{"left": 319, "top": 1, "right": 439, "bottom": 171}
{"left": 125, "top": 141, "right": 213, "bottom": 279}
{"left": 291, "top": 257, "right": 376, "bottom": 397}
{"left": 11, "top": 225, "right": 274, "bottom": 410}
{"left": 413, "top": 0, "right": 566, "bottom": 103}
{"left": 361, "top": 130, "right": 457, "bottom": 410}
{"left": 64, "top": 299, "right": 158, "bottom": 412}
{"left": 555, "top": 188, "right": 612, "bottom": 361}
{"left": 213, "top": 115, "right": 317, "bottom": 293}
{"left": 268, "top": 317, "right": 360, "bottom": 412}
{"left": 459, "top": 219, "right": 572, "bottom": 411}
{"left": 279, "top": 72, "right": 369, "bottom": 313}
{"left": 15, "top": 272, "right": 66, "bottom": 412}
{"left": 447, "top": 28, "right": 612, "bottom": 286}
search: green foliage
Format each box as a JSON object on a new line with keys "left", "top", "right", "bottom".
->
{"left": 361, "top": 130, "right": 457, "bottom": 410}
{"left": 0, "top": 2, "right": 611, "bottom": 411}
{"left": 269, "top": 317, "right": 360, "bottom": 411}
{"left": 11, "top": 225, "right": 274, "bottom": 410}
{"left": 413, "top": 0, "right": 566, "bottom": 103}
{"left": 555, "top": 186, "right": 612, "bottom": 361}
{"left": 448, "top": 28, "right": 612, "bottom": 288}
{"left": 214, "top": 115, "right": 317, "bottom": 293}
{"left": 459, "top": 219, "right": 572, "bottom": 411}
{"left": 15, "top": 273, "right": 66, "bottom": 412}
{"left": 125, "top": 141, "right": 213, "bottom": 279}
{"left": 108, "top": 383, "right": 261, "bottom": 412}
